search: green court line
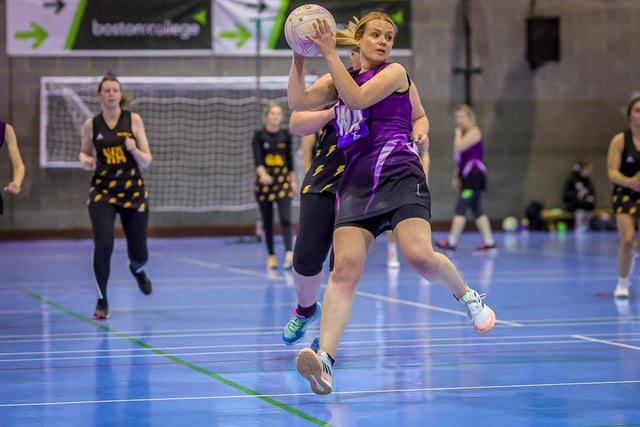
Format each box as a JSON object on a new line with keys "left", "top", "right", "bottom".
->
{"left": 24, "top": 291, "right": 333, "bottom": 427}
{"left": 64, "top": 0, "right": 88, "bottom": 49}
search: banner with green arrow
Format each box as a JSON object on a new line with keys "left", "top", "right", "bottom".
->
{"left": 214, "top": 0, "right": 411, "bottom": 56}
{"left": 270, "top": 0, "right": 412, "bottom": 52}
{"left": 8, "top": 0, "right": 212, "bottom": 56}
{"left": 7, "top": 0, "right": 411, "bottom": 57}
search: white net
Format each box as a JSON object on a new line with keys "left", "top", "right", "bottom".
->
{"left": 40, "top": 76, "right": 301, "bottom": 212}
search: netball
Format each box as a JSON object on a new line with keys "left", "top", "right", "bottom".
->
{"left": 284, "top": 4, "right": 336, "bottom": 57}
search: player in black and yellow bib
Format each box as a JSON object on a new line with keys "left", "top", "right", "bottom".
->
{"left": 79, "top": 75, "right": 154, "bottom": 319}
{"left": 252, "top": 103, "right": 298, "bottom": 270}
{"left": 607, "top": 96, "right": 640, "bottom": 299}
{"left": 88, "top": 110, "right": 147, "bottom": 211}
{"left": 281, "top": 106, "right": 342, "bottom": 345}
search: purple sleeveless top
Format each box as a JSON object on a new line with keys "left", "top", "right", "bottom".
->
{"left": 332, "top": 62, "right": 430, "bottom": 223}
{"left": 455, "top": 139, "right": 487, "bottom": 178}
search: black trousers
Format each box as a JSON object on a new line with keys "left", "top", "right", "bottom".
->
{"left": 293, "top": 192, "right": 336, "bottom": 276}
{"left": 258, "top": 197, "right": 292, "bottom": 255}
{"left": 88, "top": 201, "right": 149, "bottom": 301}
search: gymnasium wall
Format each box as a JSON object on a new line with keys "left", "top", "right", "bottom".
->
{"left": 0, "top": 0, "right": 638, "bottom": 235}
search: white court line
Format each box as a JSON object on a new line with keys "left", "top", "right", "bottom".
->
{"left": 152, "top": 252, "right": 619, "bottom": 282}
{"left": 1, "top": 320, "right": 636, "bottom": 340}
{"left": 0, "top": 340, "right": 599, "bottom": 363}
{"left": 4, "top": 331, "right": 640, "bottom": 356}
{"left": 573, "top": 334, "right": 640, "bottom": 351}
{"left": 2, "top": 322, "right": 636, "bottom": 340}
{"left": 0, "top": 332, "right": 640, "bottom": 356}
{"left": 2, "top": 272, "right": 618, "bottom": 290}
{"left": 0, "top": 301, "right": 296, "bottom": 315}
{"left": 0, "top": 324, "right": 517, "bottom": 345}
{"left": 1, "top": 318, "right": 638, "bottom": 344}
{"left": 6, "top": 332, "right": 628, "bottom": 354}
{"left": 167, "top": 253, "right": 523, "bottom": 327}
{"left": 156, "top": 253, "right": 275, "bottom": 279}
{"left": 2, "top": 379, "right": 639, "bottom": 407}
{"left": 355, "top": 290, "right": 522, "bottom": 327}
{"left": 4, "top": 336, "right": 638, "bottom": 363}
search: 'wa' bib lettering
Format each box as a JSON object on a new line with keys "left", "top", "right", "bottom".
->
{"left": 334, "top": 105, "right": 369, "bottom": 149}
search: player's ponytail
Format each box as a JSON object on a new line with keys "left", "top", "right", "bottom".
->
{"left": 335, "top": 17, "right": 359, "bottom": 49}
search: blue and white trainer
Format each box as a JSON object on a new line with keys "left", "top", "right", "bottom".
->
{"left": 297, "top": 348, "right": 333, "bottom": 395}
{"left": 282, "top": 303, "right": 321, "bottom": 345}
{"left": 458, "top": 286, "right": 496, "bottom": 333}
{"left": 310, "top": 337, "right": 320, "bottom": 352}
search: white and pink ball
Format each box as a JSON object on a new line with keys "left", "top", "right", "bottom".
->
{"left": 284, "top": 4, "right": 337, "bottom": 57}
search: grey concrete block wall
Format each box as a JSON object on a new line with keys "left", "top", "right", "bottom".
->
{"left": 1, "top": 0, "right": 639, "bottom": 232}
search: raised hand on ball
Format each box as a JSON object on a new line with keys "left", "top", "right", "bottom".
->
{"left": 311, "top": 18, "right": 336, "bottom": 57}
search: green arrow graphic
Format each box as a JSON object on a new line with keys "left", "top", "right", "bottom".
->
{"left": 193, "top": 9, "right": 208, "bottom": 25}
{"left": 219, "top": 22, "right": 251, "bottom": 48}
{"left": 392, "top": 10, "right": 405, "bottom": 26}
{"left": 14, "top": 22, "right": 48, "bottom": 48}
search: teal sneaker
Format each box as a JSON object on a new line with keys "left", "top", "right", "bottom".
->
{"left": 282, "top": 302, "right": 321, "bottom": 345}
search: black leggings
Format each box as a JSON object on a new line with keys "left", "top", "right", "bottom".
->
{"left": 454, "top": 189, "right": 484, "bottom": 218}
{"left": 293, "top": 193, "right": 336, "bottom": 276}
{"left": 88, "top": 201, "right": 149, "bottom": 301}
{"left": 258, "top": 198, "right": 292, "bottom": 255}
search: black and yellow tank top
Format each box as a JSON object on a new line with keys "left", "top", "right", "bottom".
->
{"left": 252, "top": 128, "right": 294, "bottom": 202}
{"left": 300, "top": 119, "right": 345, "bottom": 195}
{"left": 0, "top": 120, "right": 6, "bottom": 149}
{"left": 88, "top": 110, "right": 147, "bottom": 211}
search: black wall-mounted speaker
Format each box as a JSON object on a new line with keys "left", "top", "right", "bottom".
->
{"left": 526, "top": 17, "right": 560, "bottom": 70}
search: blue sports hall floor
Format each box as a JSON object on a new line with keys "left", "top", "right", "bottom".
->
{"left": 0, "top": 230, "right": 638, "bottom": 427}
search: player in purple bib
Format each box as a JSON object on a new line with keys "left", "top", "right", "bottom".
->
{"left": 436, "top": 105, "right": 497, "bottom": 254}
{"left": 288, "top": 11, "right": 496, "bottom": 395}
{"left": 333, "top": 63, "right": 428, "bottom": 223}
{"left": 281, "top": 41, "right": 430, "bottom": 348}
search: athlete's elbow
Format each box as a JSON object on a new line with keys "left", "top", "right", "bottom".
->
{"left": 343, "top": 99, "right": 367, "bottom": 110}
{"left": 141, "top": 155, "right": 153, "bottom": 169}
{"left": 289, "top": 124, "right": 305, "bottom": 136}
{"left": 288, "top": 96, "right": 303, "bottom": 111}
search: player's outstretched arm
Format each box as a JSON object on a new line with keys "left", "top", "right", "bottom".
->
{"left": 3, "top": 124, "right": 25, "bottom": 194}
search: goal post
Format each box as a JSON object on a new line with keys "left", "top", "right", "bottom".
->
{"left": 40, "top": 75, "right": 304, "bottom": 212}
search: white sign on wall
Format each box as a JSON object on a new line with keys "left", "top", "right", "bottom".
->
{"left": 7, "top": 0, "right": 411, "bottom": 57}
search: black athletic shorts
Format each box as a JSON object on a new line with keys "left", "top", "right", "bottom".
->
{"left": 336, "top": 204, "right": 431, "bottom": 237}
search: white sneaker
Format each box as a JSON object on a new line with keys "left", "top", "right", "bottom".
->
{"left": 387, "top": 255, "right": 400, "bottom": 269}
{"left": 283, "top": 251, "right": 294, "bottom": 270}
{"left": 614, "top": 283, "right": 630, "bottom": 299}
{"left": 459, "top": 286, "right": 496, "bottom": 333}
{"left": 297, "top": 348, "right": 333, "bottom": 395}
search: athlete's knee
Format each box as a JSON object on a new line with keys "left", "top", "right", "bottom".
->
{"left": 94, "top": 238, "right": 114, "bottom": 258}
{"left": 620, "top": 235, "right": 635, "bottom": 249}
{"left": 404, "top": 245, "right": 439, "bottom": 274}
{"left": 292, "top": 242, "right": 323, "bottom": 275}
{"left": 331, "top": 255, "right": 364, "bottom": 284}
{"left": 293, "top": 257, "right": 323, "bottom": 277}
{"left": 129, "top": 251, "right": 148, "bottom": 271}
{"left": 280, "top": 217, "right": 292, "bottom": 228}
